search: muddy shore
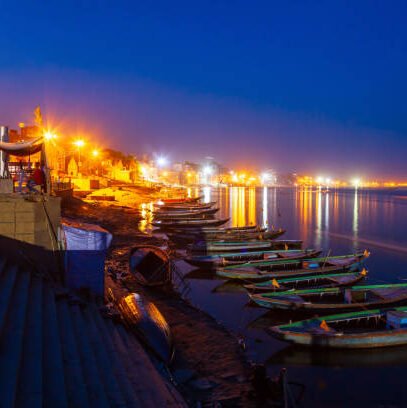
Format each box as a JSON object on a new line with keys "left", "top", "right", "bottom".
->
{"left": 61, "top": 192, "right": 258, "bottom": 407}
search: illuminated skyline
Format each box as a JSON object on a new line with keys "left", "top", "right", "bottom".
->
{"left": 1, "top": 1, "right": 406, "bottom": 178}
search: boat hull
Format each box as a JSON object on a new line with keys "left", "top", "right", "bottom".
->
{"left": 118, "top": 293, "right": 174, "bottom": 362}
{"left": 152, "top": 218, "right": 230, "bottom": 229}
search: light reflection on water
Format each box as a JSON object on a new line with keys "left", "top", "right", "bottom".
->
{"left": 181, "top": 186, "right": 407, "bottom": 407}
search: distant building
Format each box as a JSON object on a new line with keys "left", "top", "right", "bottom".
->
{"left": 68, "top": 157, "right": 78, "bottom": 177}
{"left": 21, "top": 125, "right": 41, "bottom": 140}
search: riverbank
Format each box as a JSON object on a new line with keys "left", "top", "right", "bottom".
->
{"left": 61, "top": 193, "right": 257, "bottom": 406}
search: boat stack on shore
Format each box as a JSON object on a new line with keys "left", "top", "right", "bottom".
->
{"left": 150, "top": 194, "right": 407, "bottom": 350}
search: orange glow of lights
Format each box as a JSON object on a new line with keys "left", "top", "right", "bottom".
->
{"left": 73, "top": 139, "right": 85, "bottom": 148}
{"left": 92, "top": 149, "right": 99, "bottom": 157}
{"left": 44, "top": 130, "right": 57, "bottom": 140}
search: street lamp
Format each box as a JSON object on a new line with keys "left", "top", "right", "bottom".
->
{"left": 44, "top": 131, "right": 57, "bottom": 140}
{"left": 203, "top": 166, "right": 213, "bottom": 175}
{"left": 73, "top": 139, "right": 85, "bottom": 175}
{"left": 352, "top": 178, "right": 361, "bottom": 189}
{"left": 157, "top": 156, "right": 168, "bottom": 167}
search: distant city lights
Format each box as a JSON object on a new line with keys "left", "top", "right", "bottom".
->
{"left": 44, "top": 130, "right": 57, "bottom": 140}
{"left": 203, "top": 166, "right": 213, "bottom": 175}
{"left": 156, "top": 156, "right": 168, "bottom": 167}
{"left": 73, "top": 139, "right": 85, "bottom": 148}
{"left": 352, "top": 178, "right": 361, "bottom": 188}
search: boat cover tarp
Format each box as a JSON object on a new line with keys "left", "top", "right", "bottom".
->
{"left": 60, "top": 220, "right": 112, "bottom": 250}
{"left": 59, "top": 220, "right": 112, "bottom": 296}
{"left": 0, "top": 137, "right": 44, "bottom": 156}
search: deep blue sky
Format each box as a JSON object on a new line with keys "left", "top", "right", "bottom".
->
{"left": 1, "top": 1, "right": 406, "bottom": 178}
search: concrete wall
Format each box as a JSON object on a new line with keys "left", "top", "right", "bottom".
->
{"left": 0, "top": 194, "right": 61, "bottom": 250}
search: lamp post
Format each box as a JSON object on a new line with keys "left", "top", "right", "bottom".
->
{"left": 91, "top": 149, "right": 100, "bottom": 176}
{"left": 73, "top": 139, "right": 85, "bottom": 176}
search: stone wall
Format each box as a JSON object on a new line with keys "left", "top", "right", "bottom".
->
{"left": 0, "top": 194, "right": 61, "bottom": 250}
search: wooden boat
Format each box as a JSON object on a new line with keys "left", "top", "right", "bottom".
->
{"left": 216, "top": 252, "right": 368, "bottom": 281}
{"left": 118, "top": 293, "right": 174, "bottom": 362}
{"left": 159, "top": 196, "right": 203, "bottom": 204}
{"left": 152, "top": 218, "right": 230, "bottom": 229}
{"left": 220, "top": 252, "right": 369, "bottom": 272}
{"left": 155, "top": 207, "right": 219, "bottom": 215}
{"left": 184, "top": 249, "right": 322, "bottom": 269}
{"left": 172, "top": 228, "right": 285, "bottom": 242}
{"left": 129, "top": 245, "right": 172, "bottom": 286}
{"left": 244, "top": 270, "right": 367, "bottom": 292}
{"left": 250, "top": 283, "right": 407, "bottom": 312}
{"left": 188, "top": 236, "right": 297, "bottom": 253}
{"left": 178, "top": 225, "right": 262, "bottom": 233}
{"left": 154, "top": 208, "right": 219, "bottom": 219}
{"left": 186, "top": 239, "right": 303, "bottom": 252}
{"left": 268, "top": 305, "right": 407, "bottom": 349}
{"left": 189, "top": 240, "right": 276, "bottom": 253}
{"left": 153, "top": 201, "right": 216, "bottom": 211}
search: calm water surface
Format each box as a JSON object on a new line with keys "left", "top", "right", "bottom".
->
{"left": 174, "top": 187, "right": 407, "bottom": 407}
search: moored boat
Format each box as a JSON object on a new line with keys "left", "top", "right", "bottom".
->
{"left": 249, "top": 283, "right": 407, "bottom": 312}
{"left": 216, "top": 252, "right": 369, "bottom": 281}
{"left": 159, "top": 196, "right": 203, "bottom": 204}
{"left": 268, "top": 306, "right": 407, "bottom": 349}
{"left": 186, "top": 239, "right": 303, "bottom": 252}
{"left": 153, "top": 201, "right": 216, "bottom": 211}
{"left": 184, "top": 249, "right": 322, "bottom": 269}
{"left": 189, "top": 240, "right": 277, "bottom": 253}
{"left": 152, "top": 218, "right": 230, "bottom": 229}
{"left": 129, "top": 245, "right": 172, "bottom": 286}
{"left": 154, "top": 207, "right": 219, "bottom": 219}
{"left": 118, "top": 293, "right": 174, "bottom": 362}
{"left": 155, "top": 207, "right": 219, "bottom": 215}
{"left": 244, "top": 270, "right": 367, "bottom": 292}
{"left": 175, "top": 228, "right": 286, "bottom": 242}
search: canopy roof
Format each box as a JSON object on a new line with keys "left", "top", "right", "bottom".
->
{"left": 0, "top": 137, "right": 43, "bottom": 156}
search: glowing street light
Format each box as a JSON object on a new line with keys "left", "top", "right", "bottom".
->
{"left": 73, "top": 139, "right": 85, "bottom": 148}
{"left": 203, "top": 166, "right": 213, "bottom": 175}
{"left": 156, "top": 156, "right": 168, "bottom": 167}
{"left": 352, "top": 178, "right": 361, "bottom": 189}
{"left": 44, "top": 130, "right": 57, "bottom": 140}
{"left": 73, "top": 139, "right": 86, "bottom": 173}
{"left": 261, "top": 172, "right": 271, "bottom": 185}
{"left": 92, "top": 149, "right": 99, "bottom": 158}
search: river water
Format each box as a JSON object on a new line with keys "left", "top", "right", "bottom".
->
{"left": 173, "top": 186, "right": 407, "bottom": 407}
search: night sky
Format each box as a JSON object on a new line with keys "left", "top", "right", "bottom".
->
{"left": 1, "top": 1, "right": 406, "bottom": 179}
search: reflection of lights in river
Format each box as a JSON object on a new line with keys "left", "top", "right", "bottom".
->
{"left": 316, "top": 189, "right": 322, "bottom": 247}
{"left": 248, "top": 187, "right": 256, "bottom": 226}
{"left": 203, "top": 186, "right": 211, "bottom": 203}
{"left": 353, "top": 188, "right": 359, "bottom": 238}
{"left": 325, "top": 192, "right": 330, "bottom": 229}
{"left": 231, "top": 187, "right": 246, "bottom": 226}
{"left": 262, "top": 186, "right": 268, "bottom": 228}
{"left": 139, "top": 202, "right": 154, "bottom": 232}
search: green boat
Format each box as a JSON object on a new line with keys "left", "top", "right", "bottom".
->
{"left": 216, "top": 252, "right": 369, "bottom": 281}
{"left": 152, "top": 217, "right": 230, "bottom": 229}
{"left": 185, "top": 249, "right": 321, "bottom": 269}
{"left": 244, "top": 270, "right": 367, "bottom": 293}
{"left": 249, "top": 283, "right": 407, "bottom": 312}
{"left": 268, "top": 306, "right": 407, "bottom": 349}
{"left": 174, "top": 228, "right": 286, "bottom": 243}
{"left": 189, "top": 239, "right": 303, "bottom": 253}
